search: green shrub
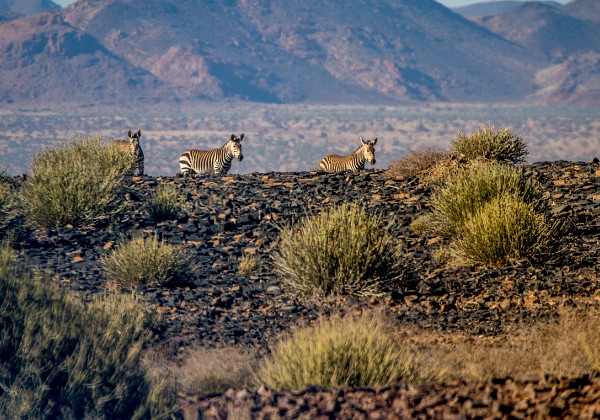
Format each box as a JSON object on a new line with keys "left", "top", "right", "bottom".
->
{"left": 21, "top": 137, "right": 131, "bottom": 228}
{"left": 257, "top": 312, "right": 442, "bottom": 390}
{"left": 0, "top": 179, "right": 25, "bottom": 242}
{"left": 147, "top": 185, "right": 181, "bottom": 222}
{"left": 451, "top": 125, "right": 528, "bottom": 164}
{"left": 455, "top": 194, "right": 565, "bottom": 266}
{"left": 102, "top": 235, "right": 191, "bottom": 288}
{"left": 0, "top": 243, "right": 167, "bottom": 418}
{"left": 421, "top": 161, "right": 546, "bottom": 237}
{"left": 272, "top": 203, "right": 407, "bottom": 296}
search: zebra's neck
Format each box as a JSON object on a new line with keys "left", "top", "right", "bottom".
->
{"left": 353, "top": 148, "right": 366, "bottom": 166}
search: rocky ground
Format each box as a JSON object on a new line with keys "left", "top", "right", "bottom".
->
{"left": 10, "top": 160, "right": 600, "bottom": 418}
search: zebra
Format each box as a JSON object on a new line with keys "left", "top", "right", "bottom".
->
{"left": 179, "top": 133, "right": 244, "bottom": 176}
{"left": 319, "top": 137, "right": 378, "bottom": 172}
{"left": 112, "top": 129, "right": 144, "bottom": 175}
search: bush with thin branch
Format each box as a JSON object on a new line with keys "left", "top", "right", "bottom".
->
{"left": 451, "top": 124, "right": 528, "bottom": 164}
{"left": 102, "top": 235, "right": 191, "bottom": 288}
{"left": 386, "top": 148, "right": 449, "bottom": 178}
{"left": 455, "top": 194, "right": 565, "bottom": 266}
{"left": 21, "top": 137, "right": 132, "bottom": 228}
{"left": 257, "top": 312, "right": 442, "bottom": 390}
{"left": 273, "top": 203, "right": 408, "bottom": 296}
{"left": 420, "top": 161, "right": 546, "bottom": 237}
{"left": 147, "top": 185, "right": 181, "bottom": 222}
{"left": 0, "top": 243, "right": 167, "bottom": 418}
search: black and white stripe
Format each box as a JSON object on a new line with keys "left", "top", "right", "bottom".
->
{"left": 319, "top": 137, "right": 377, "bottom": 172}
{"left": 179, "top": 133, "right": 244, "bottom": 175}
{"left": 113, "top": 129, "right": 144, "bottom": 175}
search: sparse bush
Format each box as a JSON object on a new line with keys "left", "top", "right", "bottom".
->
{"left": 147, "top": 185, "right": 181, "bottom": 222}
{"left": 102, "top": 235, "right": 191, "bottom": 288}
{"left": 273, "top": 203, "right": 408, "bottom": 296}
{"left": 455, "top": 194, "right": 565, "bottom": 266}
{"left": 257, "top": 312, "right": 442, "bottom": 390}
{"left": 386, "top": 148, "right": 449, "bottom": 178}
{"left": 0, "top": 178, "right": 25, "bottom": 242}
{"left": 0, "top": 243, "right": 165, "bottom": 418}
{"left": 238, "top": 254, "right": 259, "bottom": 277}
{"left": 421, "top": 161, "right": 546, "bottom": 237}
{"left": 451, "top": 124, "right": 528, "bottom": 164}
{"left": 21, "top": 137, "right": 132, "bottom": 228}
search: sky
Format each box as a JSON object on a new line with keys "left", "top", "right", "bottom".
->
{"left": 53, "top": 0, "right": 571, "bottom": 8}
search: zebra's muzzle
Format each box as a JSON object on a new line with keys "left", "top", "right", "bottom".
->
{"left": 239, "top": 155, "right": 244, "bottom": 161}
{"left": 371, "top": 159, "right": 376, "bottom": 165}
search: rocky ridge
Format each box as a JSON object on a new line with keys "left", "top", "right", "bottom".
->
{"left": 9, "top": 160, "right": 600, "bottom": 417}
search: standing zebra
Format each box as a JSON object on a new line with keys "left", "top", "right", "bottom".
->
{"left": 112, "top": 129, "right": 144, "bottom": 175}
{"left": 179, "top": 133, "right": 244, "bottom": 176}
{"left": 319, "top": 137, "right": 378, "bottom": 172}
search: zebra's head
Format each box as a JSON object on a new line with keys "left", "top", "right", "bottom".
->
{"left": 228, "top": 133, "right": 244, "bottom": 161}
{"left": 360, "top": 137, "right": 377, "bottom": 165}
{"left": 128, "top": 129, "right": 142, "bottom": 147}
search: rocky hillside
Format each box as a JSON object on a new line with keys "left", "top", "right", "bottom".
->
{"left": 0, "top": 0, "right": 598, "bottom": 107}
{"left": 8, "top": 159, "right": 600, "bottom": 417}
{"left": 0, "top": 0, "right": 60, "bottom": 15}
{"left": 453, "top": 0, "right": 561, "bottom": 18}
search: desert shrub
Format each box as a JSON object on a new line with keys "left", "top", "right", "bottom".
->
{"left": 257, "top": 312, "right": 442, "bottom": 390}
{"left": 0, "top": 243, "right": 165, "bottom": 418}
{"left": 21, "top": 137, "right": 132, "bottom": 228}
{"left": 455, "top": 194, "right": 565, "bottom": 266}
{"left": 451, "top": 124, "right": 528, "bottom": 164}
{"left": 421, "top": 161, "right": 546, "bottom": 237}
{"left": 272, "top": 203, "right": 407, "bottom": 296}
{"left": 386, "top": 148, "right": 449, "bottom": 178}
{"left": 147, "top": 185, "right": 181, "bottom": 222}
{"left": 238, "top": 254, "right": 259, "bottom": 277}
{"left": 102, "top": 235, "right": 191, "bottom": 288}
{"left": 0, "top": 178, "right": 26, "bottom": 242}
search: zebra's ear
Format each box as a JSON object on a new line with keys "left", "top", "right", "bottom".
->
{"left": 239, "top": 133, "right": 244, "bottom": 141}
{"left": 360, "top": 136, "right": 366, "bottom": 145}
{"left": 137, "top": 130, "right": 142, "bottom": 138}
{"left": 230, "top": 134, "right": 235, "bottom": 141}
{"left": 371, "top": 138, "right": 378, "bottom": 146}
{"left": 128, "top": 130, "right": 133, "bottom": 138}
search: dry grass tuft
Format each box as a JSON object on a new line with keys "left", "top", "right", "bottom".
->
{"left": 386, "top": 148, "right": 449, "bottom": 178}
{"left": 257, "top": 311, "right": 443, "bottom": 390}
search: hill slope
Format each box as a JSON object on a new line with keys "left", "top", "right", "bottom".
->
{"left": 0, "top": 0, "right": 60, "bottom": 15}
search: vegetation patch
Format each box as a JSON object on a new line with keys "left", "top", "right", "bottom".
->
{"left": 238, "top": 254, "right": 260, "bottom": 277}
{"left": 102, "top": 235, "right": 191, "bottom": 288}
{"left": 257, "top": 312, "right": 442, "bottom": 390}
{"left": 273, "top": 203, "right": 408, "bottom": 296}
{"left": 386, "top": 148, "right": 449, "bottom": 178}
{"left": 0, "top": 243, "right": 166, "bottom": 418}
{"left": 419, "top": 161, "right": 546, "bottom": 237}
{"left": 455, "top": 194, "right": 565, "bottom": 266}
{"left": 146, "top": 184, "right": 181, "bottom": 222}
{"left": 451, "top": 124, "right": 528, "bottom": 164}
{"left": 0, "top": 176, "right": 25, "bottom": 243}
{"left": 21, "top": 137, "right": 132, "bottom": 228}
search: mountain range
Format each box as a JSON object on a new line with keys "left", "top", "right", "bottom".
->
{"left": 0, "top": 0, "right": 598, "bottom": 108}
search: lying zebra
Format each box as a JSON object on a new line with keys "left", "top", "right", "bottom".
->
{"left": 319, "top": 137, "right": 377, "bottom": 172}
{"left": 112, "top": 129, "right": 144, "bottom": 175}
{"left": 179, "top": 133, "right": 244, "bottom": 175}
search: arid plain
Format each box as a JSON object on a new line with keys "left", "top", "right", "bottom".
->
{"left": 1, "top": 103, "right": 599, "bottom": 176}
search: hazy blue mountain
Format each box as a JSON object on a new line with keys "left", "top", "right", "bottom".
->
{"left": 452, "top": 1, "right": 560, "bottom": 18}
{"left": 0, "top": 0, "right": 60, "bottom": 15}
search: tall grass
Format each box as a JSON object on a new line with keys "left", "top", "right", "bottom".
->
{"left": 146, "top": 185, "right": 181, "bottom": 222}
{"left": 0, "top": 177, "right": 25, "bottom": 242}
{"left": 456, "top": 194, "right": 565, "bottom": 266}
{"left": 421, "top": 161, "right": 546, "bottom": 237}
{"left": 102, "top": 235, "right": 192, "bottom": 288}
{"left": 257, "top": 312, "right": 442, "bottom": 390}
{"left": 0, "top": 243, "right": 167, "bottom": 418}
{"left": 21, "top": 137, "right": 132, "bottom": 228}
{"left": 273, "top": 203, "right": 408, "bottom": 296}
{"left": 451, "top": 124, "right": 528, "bottom": 164}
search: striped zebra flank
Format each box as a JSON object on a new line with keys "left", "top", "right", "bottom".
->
{"left": 179, "top": 133, "right": 244, "bottom": 176}
{"left": 319, "top": 137, "right": 377, "bottom": 172}
{"left": 112, "top": 129, "right": 144, "bottom": 175}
